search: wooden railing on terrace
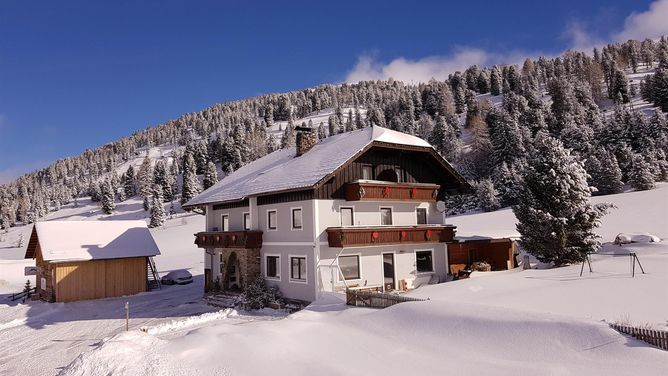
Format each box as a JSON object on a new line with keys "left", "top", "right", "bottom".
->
{"left": 345, "top": 181, "right": 440, "bottom": 202}
{"left": 326, "top": 225, "right": 455, "bottom": 248}
{"left": 194, "top": 231, "right": 263, "bottom": 249}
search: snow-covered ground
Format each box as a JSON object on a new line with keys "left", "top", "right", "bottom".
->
{"left": 0, "top": 184, "right": 664, "bottom": 375}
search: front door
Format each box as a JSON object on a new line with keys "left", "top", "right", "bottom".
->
{"left": 382, "top": 253, "right": 395, "bottom": 291}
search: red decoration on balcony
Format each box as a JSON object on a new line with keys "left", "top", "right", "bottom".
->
{"left": 372, "top": 231, "right": 380, "bottom": 242}
{"left": 410, "top": 187, "right": 417, "bottom": 198}
{"left": 425, "top": 230, "right": 432, "bottom": 241}
{"left": 383, "top": 187, "right": 391, "bottom": 197}
{"left": 401, "top": 230, "right": 407, "bottom": 239}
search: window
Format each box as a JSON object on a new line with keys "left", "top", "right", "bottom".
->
{"left": 221, "top": 214, "right": 229, "bottom": 231}
{"left": 243, "top": 213, "right": 251, "bottom": 230}
{"left": 339, "top": 255, "right": 360, "bottom": 280}
{"left": 362, "top": 165, "right": 373, "bottom": 180}
{"left": 267, "top": 210, "right": 277, "bottom": 230}
{"left": 380, "top": 207, "right": 393, "bottom": 225}
{"left": 266, "top": 255, "right": 280, "bottom": 279}
{"left": 290, "top": 256, "right": 307, "bottom": 281}
{"left": 416, "top": 208, "right": 427, "bottom": 225}
{"left": 340, "top": 207, "right": 354, "bottom": 226}
{"left": 291, "top": 208, "right": 302, "bottom": 230}
{"left": 416, "top": 250, "right": 434, "bottom": 273}
{"left": 219, "top": 253, "right": 224, "bottom": 274}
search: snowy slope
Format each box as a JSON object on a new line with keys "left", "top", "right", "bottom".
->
{"left": 43, "top": 184, "right": 668, "bottom": 376}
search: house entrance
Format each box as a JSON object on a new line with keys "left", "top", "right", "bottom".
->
{"left": 382, "top": 253, "right": 395, "bottom": 291}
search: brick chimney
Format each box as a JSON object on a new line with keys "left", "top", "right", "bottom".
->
{"left": 295, "top": 126, "right": 317, "bottom": 157}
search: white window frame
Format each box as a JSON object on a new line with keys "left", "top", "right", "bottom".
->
{"left": 221, "top": 213, "right": 230, "bottom": 232}
{"left": 337, "top": 253, "right": 362, "bottom": 282}
{"left": 415, "top": 248, "right": 435, "bottom": 275}
{"left": 266, "top": 209, "right": 278, "bottom": 231}
{"left": 416, "top": 207, "right": 428, "bottom": 225}
{"left": 379, "top": 206, "right": 394, "bottom": 226}
{"left": 290, "top": 206, "right": 303, "bottom": 231}
{"left": 264, "top": 253, "right": 281, "bottom": 281}
{"left": 339, "top": 206, "right": 355, "bottom": 227}
{"left": 288, "top": 254, "right": 308, "bottom": 284}
{"left": 243, "top": 212, "right": 250, "bottom": 231}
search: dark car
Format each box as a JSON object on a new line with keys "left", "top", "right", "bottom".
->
{"left": 161, "top": 269, "right": 193, "bottom": 285}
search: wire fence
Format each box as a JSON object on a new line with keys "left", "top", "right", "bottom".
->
{"left": 345, "top": 289, "right": 427, "bottom": 308}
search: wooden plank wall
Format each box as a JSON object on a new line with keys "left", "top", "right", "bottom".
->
{"left": 448, "top": 240, "right": 514, "bottom": 271}
{"left": 54, "top": 257, "right": 147, "bottom": 303}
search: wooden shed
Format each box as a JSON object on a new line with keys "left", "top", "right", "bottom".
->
{"left": 24, "top": 220, "right": 161, "bottom": 303}
{"left": 448, "top": 238, "right": 517, "bottom": 275}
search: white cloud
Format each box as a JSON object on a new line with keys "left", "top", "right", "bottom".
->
{"left": 345, "top": 48, "right": 529, "bottom": 83}
{"left": 345, "top": 1, "right": 668, "bottom": 84}
{"left": 614, "top": 0, "right": 668, "bottom": 41}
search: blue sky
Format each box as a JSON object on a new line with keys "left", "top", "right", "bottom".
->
{"left": 1, "top": 0, "right": 666, "bottom": 183}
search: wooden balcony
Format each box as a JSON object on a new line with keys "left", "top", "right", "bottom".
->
{"left": 345, "top": 181, "right": 440, "bottom": 202}
{"left": 194, "top": 231, "right": 263, "bottom": 249}
{"left": 326, "top": 225, "right": 455, "bottom": 248}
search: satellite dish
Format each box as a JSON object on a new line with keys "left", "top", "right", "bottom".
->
{"left": 436, "top": 201, "right": 446, "bottom": 213}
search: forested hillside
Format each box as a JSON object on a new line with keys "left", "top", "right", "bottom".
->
{"left": 1, "top": 37, "right": 668, "bottom": 227}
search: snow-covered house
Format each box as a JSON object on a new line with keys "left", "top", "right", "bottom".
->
{"left": 24, "top": 220, "right": 161, "bottom": 302}
{"left": 184, "top": 126, "right": 512, "bottom": 302}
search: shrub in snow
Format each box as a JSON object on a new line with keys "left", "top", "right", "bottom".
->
{"left": 22, "top": 279, "right": 31, "bottom": 303}
{"left": 513, "top": 132, "right": 612, "bottom": 266}
{"left": 241, "top": 275, "right": 282, "bottom": 310}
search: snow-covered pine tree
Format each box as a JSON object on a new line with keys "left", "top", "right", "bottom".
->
{"left": 513, "top": 132, "right": 611, "bottom": 266}
{"left": 143, "top": 195, "right": 150, "bottom": 211}
{"left": 203, "top": 161, "right": 218, "bottom": 190}
{"left": 137, "top": 156, "right": 153, "bottom": 198}
{"left": 475, "top": 178, "right": 501, "bottom": 212}
{"left": 490, "top": 66, "right": 502, "bottom": 96}
{"left": 181, "top": 153, "right": 201, "bottom": 205}
{"left": 100, "top": 179, "right": 115, "bottom": 214}
{"left": 281, "top": 122, "right": 296, "bottom": 149}
{"left": 123, "top": 165, "right": 136, "bottom": 198}
{"left": 628, "top": 154, "right": 655, "bottom": 190}
{"left": 149, "top": 184, "right": 166, "bottom": 228}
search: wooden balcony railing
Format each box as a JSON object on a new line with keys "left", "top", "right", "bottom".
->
{"left": 194, "top": 231, "right": 263, "bottom": 249}
{"left": 326, "top": 225, "right": 455, "bottom": 248}
{"left": 345, "top": 181, "right": 440, "bottom": 202}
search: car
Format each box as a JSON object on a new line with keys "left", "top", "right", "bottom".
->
{"left": 161, "top": 269, "right": 193, "bottom": 285}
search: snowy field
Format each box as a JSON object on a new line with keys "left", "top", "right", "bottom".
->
{"left": 1, "top": 184, "right": 667, "bottom": 375}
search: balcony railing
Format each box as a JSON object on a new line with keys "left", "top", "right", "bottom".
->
{"left": 326, "top": 225, "right": 455, "bottom": 248}
{"left": 345, "top": 181, "right": 440, "bottom": 202}
{"left": 194, "top": 231, "right": 263, "bottom": 249}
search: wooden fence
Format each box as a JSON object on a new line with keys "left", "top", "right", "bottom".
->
{"left": 609, "top": 323, "right": 668, "bottom": 351}
{"left": 346, "top": 289, "right": 427, "bottom": 308}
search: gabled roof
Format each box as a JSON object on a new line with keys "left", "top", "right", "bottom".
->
{"left": 25, "top": 220, "right": 160, "bottom": 262}
{"left": 184, "top": 126, "right": 467, "bottom": 207}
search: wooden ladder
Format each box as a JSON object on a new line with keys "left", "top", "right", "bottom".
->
{"left": 147, "top": 257, "right": 161, "bottom": 290}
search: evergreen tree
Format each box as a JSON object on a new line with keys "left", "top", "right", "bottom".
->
{"left": 181, "top": 153, "right": 201, "bottom": 205}
{"left": 143, "top": 195, "right": 150, "bottom": 211}
{"left": 475, "top": 178, "right": 501, "bottom": 212}
{"left": 490, "top": 66, "right": 502, "bottom": 95}
{"left": 137, "top": 156, "right": 153, "bottom": 198}
{"left": 628, "top": 154, "right": 655, "bottom": 190}
{"left": 149, "top": 184, "right": 166, "bottom": 228}
{"left": 203, "top": 161, "right": 218, "bottom": 190}
{"left": 123, "top": 165, "right": 136, "bottom": 198}
{"left": 281, "top": 122, "right": 296, "bottom": 149}
{"left": 100, "top": 179, "right": 115, "bottom": 214}
{"left": 513, "top": 132, "right": 610, "bottom": 266}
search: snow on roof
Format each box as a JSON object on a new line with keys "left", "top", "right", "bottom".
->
{"left": 27, "top": 220, "right": 160, "bottom": 262}
{"left": 185, "top": 126, "right": 434, "bottom": 207}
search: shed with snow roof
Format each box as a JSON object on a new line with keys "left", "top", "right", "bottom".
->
{"left": 24, "top": 220, "right": 161, "bottom": 302}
